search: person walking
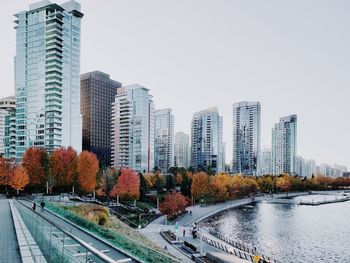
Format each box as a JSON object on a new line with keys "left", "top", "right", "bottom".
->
{"left": 183, "top": 229, "right": 186, "bottom": 237}
{"left": 32, "top": 202, "right": 36, "bottom": 212}
{"left": 40, "top": 200, "right": 45, "bottom": 212}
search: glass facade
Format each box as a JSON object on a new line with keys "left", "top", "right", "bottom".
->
{"left": 111, "top": 85, "right": 154, "bottom": 172}
{"left": 174, "top": 132, "right": 190, "bottom": 168}
{"left": 232, "top": 101, "right": 261, "bottom": 176}
{"left": 154, "top": 109, "right": 174, "bottom": 172}
{"left": 271, "top": 114, "right": 297, "bottom": 175}
{"left": 14, "top": 1, "right": 83, "bottom": 162}
{"left": 0, "top": 96, "right": 16, "bottom": 156}
{"left": 191, "top": 107, "right": 223, "bottom": 174}
{"left": 81, "top": 71, "right": 121, "bottom": 167}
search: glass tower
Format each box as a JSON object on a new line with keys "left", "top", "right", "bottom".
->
{"left": 271, "top": 114, "right": 297, "bottom": 175}
{"left": 0, "top": 96, "right": 16, "bottom": 157}
{"left": 14, "top": 0, "right": 83, "bottom": 161}
{"left": 191, "top": 107, "right": 223, "bottom": 174}
{"left": 154, "top": 109, "right": 174, "bottom": 173}
{"left": 232, "top": 101, "right": 261, "bottom": 175}
{"left": 174, "top": 132, "right": 190, "bottom": 168}
{"left": 111, "top": 84, "right": 155, "bottom": 173}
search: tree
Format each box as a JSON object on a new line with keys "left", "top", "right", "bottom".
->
{"left": 210, "top": 173, "right": 230, "bottom": 202}
{"left": 159, "top": 191, "right": 188, "bottom": 219}
{"left": 191, "top": 172, "right": 209, "bottom": 201}
{"left": 257, "top": 176, "right": 274, "bottom": 193}
{"left": 0, "top": 157, "right": 14, "bottom": 186}
{"left": 22, "top": 147, "right": 49, "bottom": 187}
{"left": 10, "top": 166, "right": 30, "bottom": 195}
{"left": 276, "top": 174, "right": 292, "bottom": 194}
{"left": 110, "top": 168, "right": 140, "bottom": 200}
{"left": 165, "top": 174, "right": 176, "bottom": 190}
{"left": 50, "top": 147, "right": 78, "bottom": 190}
{"left": 139, "top": 172, "right": 148, "bottom": 201}
{"left": 77, "top": 151, "right": 99, "bottom": 193}
{"left": 175, "top": 173, "right": 183, "bottom": 186}
{"left": 180, "top": 172, "right": 192, "bottom": 197}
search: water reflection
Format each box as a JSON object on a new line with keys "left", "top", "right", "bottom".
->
{"left": 205, "top": 194, "right": 350, "bottom": 263}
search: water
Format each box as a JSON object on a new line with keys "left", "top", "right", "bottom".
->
{"left": 206, "top": 194, "right": 350, "bottom": 263}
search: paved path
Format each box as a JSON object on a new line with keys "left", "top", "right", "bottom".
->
{"left": 0, "top": 199, "right": 21, "bottom": 263}
{"left": 20, "top": 199, "right": 134, "bottom": 262}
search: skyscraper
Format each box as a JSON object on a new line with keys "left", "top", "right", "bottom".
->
{"left": 261, "top": 147, "right": 272, "bottom": 175}
{"left": 81, "top": 71, "right": 121, "bottom": 167}
{"left": 271, "top": 114, "right": 297, "bottom": 175}
{"left": 0, "top": 96, "right": 16, "bottom": 156}
{"left": 191, "top": 107, "right": 223, "bottom": 174}
{"left": 111, "top": 84, "right": 155, "bottom": 172}
{"left": 232, "top": 101, "right": 261, "bottom": 175}
{"left": 14, "top": 0, "right": 83, "bottom": 161}
{"left": 154, "top": 109, "right": 174, "bottom": 172}
{"left": 174, "top": 132, "right": 190, "bottom": 168}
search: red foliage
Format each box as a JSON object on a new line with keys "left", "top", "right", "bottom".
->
{"left": 77, "top": 151, "right": 99, "bottom": 193}
{"left": 50, "top": 147, "right": 78, "bottom": 188}
{"left": 0, "top": 157, "right": 14, "bottom": 186}
{"left": 110, "top": 168, "right": 140, "bottom": 200}
{"left": 159, "top": 191, "right": 188, "bottom": 219}
{"left": 22, "top": 147, "right": 49, "bottom": 187}
{"left": 10, "top": 166, "right": 30, "bottom": 194}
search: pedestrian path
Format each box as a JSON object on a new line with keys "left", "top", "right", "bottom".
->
{"left": 0, "top": 199, "right": 21, "bottom": 263}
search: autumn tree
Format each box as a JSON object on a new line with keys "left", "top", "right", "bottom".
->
{"left": 175, "top": 173, "right": 183, "bottom": 186}
{"left": 210, "top": 173, "right": 230, "bottom": 202}
{"left": 180, "top": 172, "right": 192, "bottom": 197}
{"left": 22, "top": 147, "right": 49, "bottom": 187}
{"left": 159, "top": 191, "right": 188, "bottom": 219}
{"left": 110, "top": 168, "right": 140, "bottom": 200}
{"left": 77, "top": 151, "right": 99, "bottom": 193}
{"left": 10, "top": 166, "right": 30, "bottom": 195}
{"left": 191, "top": 172, "right": 209, "bottom": 202}
{"left": 0, "top": 157, "right": 14, "bottom": 186}
{"left": 276, "top": 174, "right": 292, "bottom": 194}
{"left": 257, "top": 176, "right": 274, "bottom": 193}
{"left": 50, "top": 147, "right": 78, "bottom": 190}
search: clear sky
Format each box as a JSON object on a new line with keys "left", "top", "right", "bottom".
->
{"left": 1, "top": 0, "right": 349, "bottom": 168}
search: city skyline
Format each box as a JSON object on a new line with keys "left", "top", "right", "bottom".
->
{"left": 1, "top": 0, "right": 350, "bottom": 168}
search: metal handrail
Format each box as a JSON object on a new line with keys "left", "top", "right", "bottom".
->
{"left": 16, "top": 199, "right": 127, "bottom": 263}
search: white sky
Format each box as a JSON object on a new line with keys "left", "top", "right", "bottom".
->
{"left": 1, "top": 0, "right": 349, "bottom": 168}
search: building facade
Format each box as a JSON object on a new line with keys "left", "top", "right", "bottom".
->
{"left": 154, "top": 109, "right": 174, "bottom": 172}
{"left": 271, "top": 114, "right": 297, "bottom": 175}
{"left": 81, "top": 71, "right": 121, "bottom": 167}
{"left": 174, "top": 132, "right": 190, "bottom": 168}
{"left": 14, "top": 0, "right": 83, "bottom": 161}
{"left": 0, "top": 96, "right": 16, "bottom": 156}
{"left": 111, "top": 84, "right": 154, "bottom": 172}
{"left": 232, "top": 101, "right": 261, "bottom": 175}
{"left": 261, "top": 147, "right": 272, "bottom": 175}
{"left": 191, "top": 107, "right": 223, "bottom": 174}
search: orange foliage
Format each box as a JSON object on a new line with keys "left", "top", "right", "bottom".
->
{"left": 22, "top": 147, "right": 48, "bottom": 187}
{"left": 175, "top": 173, "right": 183, "bottom": 185}
{"left": 10, "top": 166, "right": 30, "bottom": 194}
{"left": 77, "top": 151, "right": 99, "bottom": 193}
{"left": 210, "top": 173, "right": 230, "bottom": 201}
{"left": 50, "top": 147, "right": 78, "bottom": 188}
{"left": 191, "top": 172, "right": 209, "bottom": 201}
{"left": 110, "top": 168, "right": 140, "bottom": 200}
{"left": 276, "top": 174, "right": 292, "bottom": 193}
{"left": 159, "top": 191, "right": 188, "bottom": 219}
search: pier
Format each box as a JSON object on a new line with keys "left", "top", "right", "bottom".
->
{"left": 299, "top": 195, "right": 350, "bottom": 206}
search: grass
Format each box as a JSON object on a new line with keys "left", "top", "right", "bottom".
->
{"left": 45, "top": 202, "right": 178, "bottom": 263}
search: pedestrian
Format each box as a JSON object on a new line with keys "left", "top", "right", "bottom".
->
{"left": 32, "top": 202, "right": 36, "bottom": 212}
{"left": 40, "top": 200, "right": 45, "bottom": 212}
{"left": 183, "top": 229, "right": 186, "bottom": 237}
{"left": 164, "top": 245, "right": 167, "bottom": 251}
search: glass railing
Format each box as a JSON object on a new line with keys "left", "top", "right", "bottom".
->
{"left": 14, "top": 200, "right": 116, "bottom": 263}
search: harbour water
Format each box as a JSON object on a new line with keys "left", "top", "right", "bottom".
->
{"left": 205, "top": 194, "right": 350, "bottom": 263}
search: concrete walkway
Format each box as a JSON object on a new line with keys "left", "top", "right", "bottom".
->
{"left": 0, "top": 199, "right": 21, "bottom": 263}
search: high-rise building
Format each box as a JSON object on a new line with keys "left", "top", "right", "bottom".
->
{"left": 303, "top": 159, "right": 316, "bottom": 177}
{"left": 191, "top": 107, "right": 223, "bottom": 174}
{"left": 111, "top": 84, "right": 154, "bottom": 172}
{"left": 232, "top": 101, "right": 261, "bottom": 175}
{"left": 222, "top": 142, "right": 226, "bottom": 172}
{"left": 271, "top": 114, "right": 297, "bottom": 175}
{"left": 0, "top": 96, "right": 16, "bottom": 156}
{"left": 261, "top": 147, "right": 272, "bottom": 175}
{"left": 295, "top": 155, "right": 305, "bottom": 176}
{"left": 154, "top": 109, "right": 174, "bottom": 172}
{"left": 14, "top": 0, "right": 83, "bottom": 161}
{"left": 81, "top": 71, "right": 121, "bottom": 167}
{"left": 174, "top": 132, "right": 190, "bottom": 168}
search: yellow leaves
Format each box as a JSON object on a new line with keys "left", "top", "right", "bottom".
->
{"left": 10, "top": 166, "right": 30, "bottom": 192}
